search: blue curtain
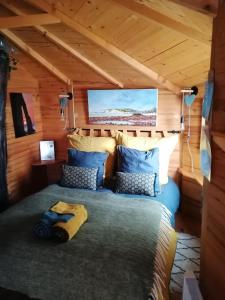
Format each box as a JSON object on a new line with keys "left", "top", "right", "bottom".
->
{"left": 0, "top": 49, "right": 9, "bottom": 211}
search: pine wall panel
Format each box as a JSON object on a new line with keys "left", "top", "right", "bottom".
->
{"left": 6, "top": 56, "right": 202, "bottom": 205}
{"left": 73, "top": 88, "right": 182, "bottom": 182}
{"left": 39, "top": 80, "right": 68, "bottom": 161}
{"left": 200, "top": 4, "right": 225, "bottom": 298}
{"left": 180, "top": 96, "right": 203, "bottom": 219}
{"left": 13, "top": 52, "right": 69, "bottom": 162}
{"left": 6, "top": 65, "right": 43, "bottom": 203}
{"left": 6, "top": 61, "right": 202, "bottom": 208}
{"left": 74, "top": 89, "right": 181, "bottom": 131}
{"left": 38, "top": 85, "right": 182, "bottom": 182}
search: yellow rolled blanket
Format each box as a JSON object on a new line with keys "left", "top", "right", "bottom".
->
{"left": 50, "top": 201, "right": 88, "bottom": 242}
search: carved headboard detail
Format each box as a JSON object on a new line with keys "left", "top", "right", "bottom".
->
{"left": 69, "top": 127, "right": 180, "bottom": 138}
{"left": 68, "top": 127, "right": 181, "bottom": 183}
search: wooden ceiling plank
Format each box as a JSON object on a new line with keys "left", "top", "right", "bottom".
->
{"left": 25, "top": 0, "right": 180, "bottom": 93}
{"left": 0, "top": 13, "right": 60, "bottom": 28}
{"left": 144, "top": 39, "right": 210, "bottom": 78}
{"left": 168, "top": 0, "right": 218, "bottom": 16}
{"left": 168, "top": 61, "right": 210, "bottom": 87}
{"left": 2, "top": 1, "right": 124, "bottom": 88}
{"left": 1, "top": 29, "right": 71, "bottom": 85}
{"left": 36, "top": 27, "right": 124, "bottom": 88}
{"left": 111, "top": 0, "right": 211, "bottom": 46}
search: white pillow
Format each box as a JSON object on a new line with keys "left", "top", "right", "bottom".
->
{"left": 155, "top": 135, "right": 178, "bottom": 184}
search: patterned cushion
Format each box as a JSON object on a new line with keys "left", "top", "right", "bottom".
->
{"left": 115, "top": 172, "right": 156, "bottom": 196}
{"left": 60, "top": 165, "right": 98, "bottom": 190}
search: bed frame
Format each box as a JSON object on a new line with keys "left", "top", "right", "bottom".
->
{"left": 68, "top": 127, "right": 181, "bottom": 183}
{"left": 69, "top": 127, "right": 180, "bottom": 137}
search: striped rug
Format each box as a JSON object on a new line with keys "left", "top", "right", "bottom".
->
{"left": 170, "top": 232, "right": 200, "bottom": 294}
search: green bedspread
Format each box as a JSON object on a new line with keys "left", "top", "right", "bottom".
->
{"left": 0, "top": 184, "right": 175, "bottom": 300}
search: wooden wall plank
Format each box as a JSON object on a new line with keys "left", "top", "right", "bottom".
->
{"left": 180, "top": 96, "right": 203, "bottom": 218}
{"left": 211, "top": 141, "right": 225, "bottom": 192}
{"left": 74, "top": 89, "right": 181, "bottom": 131}
{"left": 200, "top": 6, "right": 225, "bottom": 298}
{"left": 72, "top": 88, "right": 181, "bottom": 180}
{"left": 6, "top": 64, "right": 42, "bottom": 203}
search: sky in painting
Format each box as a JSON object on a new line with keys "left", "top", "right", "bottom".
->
{"left": 88, "top": 89, "right": 158, "bottom": 113}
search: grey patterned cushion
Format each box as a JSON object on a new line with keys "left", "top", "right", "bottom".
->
{"left": 115, "top": 172, "right": 156, "bottom": 196}
{"left": 60, "top": 165, "right": 98, "bottom": 190}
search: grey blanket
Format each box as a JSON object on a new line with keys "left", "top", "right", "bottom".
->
{"left": 0, "top": 184, "right": 172, "bottom": 300}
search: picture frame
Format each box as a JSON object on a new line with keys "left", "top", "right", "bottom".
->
{"left": 10, "top": 92, "right": 36, "bottom": 138}
{"left": 87, "top": 89, "right": 158, "bottom": 127}
{"left": 40, "top": 141, "right": 55, "bottom": 161}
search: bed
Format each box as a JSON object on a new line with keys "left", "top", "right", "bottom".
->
{"left": 0, "top": 130, "right": 180, "bottom": 299}
{"left": 0, "top": 177, "right": 179, "bottom": 300}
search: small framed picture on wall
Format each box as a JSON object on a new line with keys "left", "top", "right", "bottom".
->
{"left": 10, "top": 92, "right": 36, "bottom": 138}
{"left": 40, "top": 141, "right": 55, "bottom": 161}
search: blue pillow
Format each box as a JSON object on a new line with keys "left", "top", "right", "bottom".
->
{"left": 117, "top": 145, "right": 160, "bottom": 195}
{"left": 60, "top": 165, "right": 98, "bottom": 190}
{"left": 115, "top": 172, "right": 155, "bottom": 196}
{"left": 68, "top": 148, "right": 108, "bottom": 187}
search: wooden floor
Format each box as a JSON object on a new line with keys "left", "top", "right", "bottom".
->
{"left": 175, "top": 212, "right": 201, "bottom": 237}
{"left": 170, "top": 291, "right": 182, "bottom": 300}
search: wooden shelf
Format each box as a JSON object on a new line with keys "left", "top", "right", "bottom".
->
{"left": 179, "top": 167, "right": 203, "bottom": 185}
{"left": 212, "top": 131, "right": 225, "bottom": 152}
{"left": 212, "top": 131, "right": 225, "bottom": 138}
{"left": 32, "top": 159, "right": 64, "bottom": 192}
{"left": 32, "top": 159, "right": 65, "bottom": 166}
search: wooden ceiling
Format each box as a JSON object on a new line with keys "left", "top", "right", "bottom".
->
{"left": 0, "top": 0, "right": 216, "bottom": 93}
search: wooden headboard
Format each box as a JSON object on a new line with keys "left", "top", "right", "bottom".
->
{"left": 69, "top": 127, "right": 180, "bottom": 137}
{"left": 68, "top": 127, "right": 181, "bottom": 183}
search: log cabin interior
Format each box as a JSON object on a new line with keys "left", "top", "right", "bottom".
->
{"left": 0, "top": 0, "right": 224, "bottom": 299}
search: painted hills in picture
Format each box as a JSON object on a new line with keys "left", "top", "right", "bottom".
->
{"left": 87, "top": 89, "right": 158, "bottom": 126}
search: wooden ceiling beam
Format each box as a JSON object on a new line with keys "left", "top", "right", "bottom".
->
{"left": 112, "top": 0, "right": 211, "bottom": 45}
{"left": 1, "top": 29, "right": 71, "bottom": 85}
{"left": 25, "top": 0, "right": 180, "bottom": 94}
{"left": 0, "top": 13, "right": 60, "bottom": 29}
{"left": 168, "top": 0, "right": 218, "bottom": 16}
{"left": 1, "top": 1, "right": 124, "bottom": 88}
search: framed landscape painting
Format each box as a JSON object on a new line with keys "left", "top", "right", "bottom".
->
{"left": 87, "top": 89, "right": 158, "bottom": 126}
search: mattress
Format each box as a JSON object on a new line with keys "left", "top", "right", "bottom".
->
{"left": 112, "top": 177, "right": 180, "bottom": 226}
{"left": 0, "top": 184, "right": 177, "bottom": 300}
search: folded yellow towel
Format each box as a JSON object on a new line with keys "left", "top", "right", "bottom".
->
{"left": 50, "top": 201, "right": 88, "bottom": 242}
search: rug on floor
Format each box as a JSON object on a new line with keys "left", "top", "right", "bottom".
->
{"left": 170, "top": 232, "right": 200, "bottom": 294}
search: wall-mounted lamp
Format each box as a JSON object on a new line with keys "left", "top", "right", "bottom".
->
{"left": 59, "top": 92, "right": 73, "bottom": 121}
{"left": 181, "top": 86, "right": 198, "bottom": 172}
{"left": 181, "top": 86, "right": 198, "bottom": 130}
